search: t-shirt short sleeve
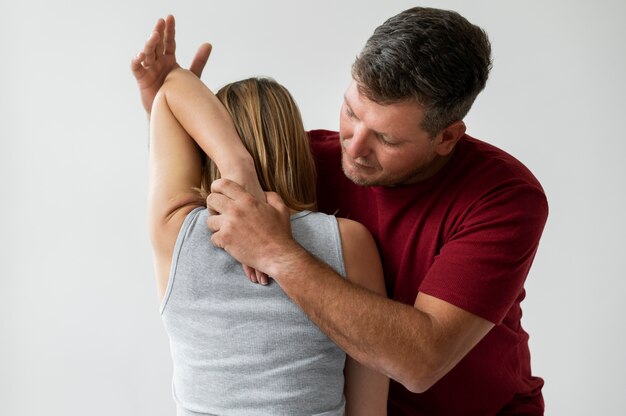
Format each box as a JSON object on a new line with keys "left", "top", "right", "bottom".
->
{"left": 419, "top": 184, "right": 548, "bottom": 324}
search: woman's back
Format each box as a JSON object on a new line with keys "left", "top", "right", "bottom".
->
{"left": 146, "top": 66, "right": 388, "bottom": 415}
{"left": 162, "top": 208, "right": 346, "bottom": 416}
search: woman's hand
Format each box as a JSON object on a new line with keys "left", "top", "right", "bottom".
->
{"left": 131, "top": 15, "right": 212, "bottom": 116}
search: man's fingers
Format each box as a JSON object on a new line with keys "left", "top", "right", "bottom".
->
{"left": 206, "top": 212, "right": 222, "bottom": 233}
{"left": 209, "top": 216, "right": 265, "bottom": 286}
{"left": 163, "top": 14, "right": 176, "bottom": 55}
{"left": 244, "top": 265, "right": 259, "bottom": 283}
{"left": 257, "top": 270, "right": 269, "bottom": 286}
{"left": 242, "top": 265, "right": 268, "bottom": 285}
{"left": 210, "top": 178, "right": 252, "bottom": 202}
{"left": 242, "top": 265, "right": 254, "bottom": 281}
{"left": 189, "top": 43, "right": 212, "bottom": 78}
{"left": 208, "top": 217, "right": 226, "bottom": 250}
{"left": 206, "top": 191, "right": 234, "bottom": 216}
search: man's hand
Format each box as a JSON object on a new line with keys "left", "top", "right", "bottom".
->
{"left": 206, "top": 179, "right": 306, "bottom": 282}
{"left": 130, "top": 15, "right": 212, "bottom": 115}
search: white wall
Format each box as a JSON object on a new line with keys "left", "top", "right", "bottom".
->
{"left": 1, "top": 0, "right": 624, "bottom": 414}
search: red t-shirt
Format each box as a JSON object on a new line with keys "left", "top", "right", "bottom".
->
{"left": 310, "top": 130, "right": 548, "bottom": 415}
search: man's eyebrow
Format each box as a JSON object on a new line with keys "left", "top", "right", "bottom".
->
{"left": 342, "top": 95, "right": 360, "bottom": 120}
{"left": 343, "top": 94, "right": 401, "bottom": 142}
{"left": 342, "top": 94, "right": 353, "bottom": 109}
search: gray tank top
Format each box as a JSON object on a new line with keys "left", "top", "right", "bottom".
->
{"left": 161, "top": 208, "right": 347, "bottom": 416}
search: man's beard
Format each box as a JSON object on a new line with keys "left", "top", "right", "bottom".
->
{"left": 341, "top": 150, "right": 437, "bottom": 187}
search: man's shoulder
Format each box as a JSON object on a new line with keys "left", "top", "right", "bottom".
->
{"left": 459, "top": 134, "right": 545, "bottom": 191}
{"left": 453, "top": 135, "right": 548, "bottom": 224}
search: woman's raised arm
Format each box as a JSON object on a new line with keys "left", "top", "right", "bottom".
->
{"left": 160, "top": 68, "right": 263, "bottom": 200}
{"left": 147, "top": 68, "right": 262, "bottom": 299}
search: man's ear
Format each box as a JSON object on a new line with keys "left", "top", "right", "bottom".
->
{"left": 435, "top": 120, "right": 466, "bottom": 156}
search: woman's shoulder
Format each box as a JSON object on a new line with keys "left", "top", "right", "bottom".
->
{"left": 336, "top": 217, "right": 373, "bottom": 241}
{"left": 336, "top": 218, "right": 387, "bottom": 295}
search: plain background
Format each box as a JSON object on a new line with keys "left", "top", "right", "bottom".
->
{"left": 1, "top": 0, "right": 625, "bottom": 414}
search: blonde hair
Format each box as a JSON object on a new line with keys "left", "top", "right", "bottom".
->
{"left": 200, "top": 78, "right": 316, "bottom": 211}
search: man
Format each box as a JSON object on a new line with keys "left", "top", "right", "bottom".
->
{"left": 133, "top": 7, "right": 548, "bottom": 415}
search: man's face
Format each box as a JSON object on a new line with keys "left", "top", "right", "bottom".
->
{"left": 339, "top": 80, "right": 449, "bottom": 187}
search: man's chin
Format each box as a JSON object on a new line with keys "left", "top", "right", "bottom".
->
{"left": 341, "top": 162, "right": 379, "bottom": 186}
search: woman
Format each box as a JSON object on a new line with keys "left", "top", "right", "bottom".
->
{"left": 146, "top": 65, "right": 388, "bottom": 415}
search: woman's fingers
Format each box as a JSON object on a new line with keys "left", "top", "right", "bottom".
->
{"left": 154, "top": 18, "right": 166, "bottom": 59}
{"left": 163, "top": 15, "right": 177, "bottom": 56}
{"left": 142, "top": 31, "right": 160, "bottom": 67}
{"left": 130, "top": 52, "right": 146, "bottom": 80}
{"left": 189, "top": 43, "right": 212, "bottom": 78}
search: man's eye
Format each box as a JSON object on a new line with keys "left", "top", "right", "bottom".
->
{"left": 378, "top": 135, "right": 397, "bottom": 146}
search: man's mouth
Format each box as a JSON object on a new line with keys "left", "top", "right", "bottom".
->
{"left": 347, "top": 156, "right": 374, "bottom": 169}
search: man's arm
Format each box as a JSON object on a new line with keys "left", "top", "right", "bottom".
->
{"left": 284, "top": 256, "right": 494, "bottom": 393}
{"left": 206, "top": 179, "right": 494, "bottom": 393}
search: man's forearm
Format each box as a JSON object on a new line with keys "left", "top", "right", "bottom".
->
{"left": 206, "top": 179, "right": 494, "bottom": 393}
{"left": 272, "top": 248, "right": 444, "bottom": 393}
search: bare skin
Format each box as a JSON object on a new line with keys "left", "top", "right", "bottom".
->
{"left": 202, "top": 63, "right": 494, "bottom": 393}
{"left": 147, "top": 73, "right": 390, "bottom": 413}
{"left": 131, "top": 15, "right": 212, "bottom": 116}
{"left": 129, "top": 16, "right": 269, "bottom": 283}
{"left": 206, "top": 179, "right": 494, "bottom": 393}
{"left": 202, "top": 69, "right": 493, "bottom": 394}
{"left": 133, "top": 15, "right": 494, "bottom": 393}
{"left": 136, "top": 20, "right": 389, "bottom": 413}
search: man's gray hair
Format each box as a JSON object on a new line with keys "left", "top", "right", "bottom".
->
{"left": 352, "top": 7, "right": 493, "bottom": 137}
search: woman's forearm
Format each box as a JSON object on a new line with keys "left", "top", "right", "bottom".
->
{"left": 160, "top": 68, "right": 261, "bottom": 198}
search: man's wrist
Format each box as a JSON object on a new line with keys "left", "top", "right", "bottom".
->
{"left": 269, "top": 242, "right": 319, "bottom": 285}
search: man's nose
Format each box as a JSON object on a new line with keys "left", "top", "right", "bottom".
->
{"left": 344, "top": 125, "right": 371, "bottom": 159}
